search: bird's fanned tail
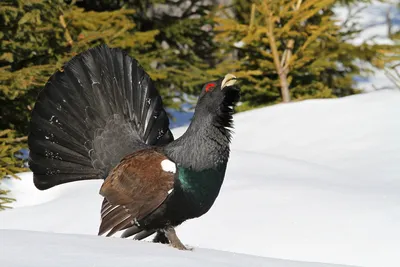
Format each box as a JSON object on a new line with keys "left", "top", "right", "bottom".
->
{"left": 28, "top": 45, "right": 174, "bottom": 190}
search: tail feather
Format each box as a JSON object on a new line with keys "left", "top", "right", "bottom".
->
{"left": 29, "top": 44, "right": 174, "bottom": 190}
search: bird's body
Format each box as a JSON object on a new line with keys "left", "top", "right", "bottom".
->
{"left": 28, "top": 45, "right": 239, "bottom": 249}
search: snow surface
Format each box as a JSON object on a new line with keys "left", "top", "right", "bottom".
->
{"left": 0, "top": 230, "right": 352, "bottom": 267}
{"left": 1, "top": 90, "right": 399, "bottom": 267}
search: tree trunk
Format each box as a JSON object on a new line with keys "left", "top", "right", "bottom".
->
{"left": 266, "top": 8, "right": 291, "bottom": 103}
{"left": 279, "top": 70, "right": 291, "bottom": 103}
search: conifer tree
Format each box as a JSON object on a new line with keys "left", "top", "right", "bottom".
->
{"left": 0, "top": 0, "right": 158, "bottom": 135}
{"left": 0, "top": 0, "right": 221, "bottom": 195}
{"left": 74, "top": 0, "right": 222, "bottom": 103}
{"left": 0, "top": 0, "right": 158, "bottom": 192}
{"left": 0, "top": 130, "right": 26, "bottom": 210}
{"left": 1, "top": 0, "right": 222, "bottom": 135}
{"left": 213, "top": 0, "right": 391, "bottom": 108}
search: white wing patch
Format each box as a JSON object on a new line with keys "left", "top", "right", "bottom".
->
{"left": 161, "top": 159, "right": 176, "bottom": 173}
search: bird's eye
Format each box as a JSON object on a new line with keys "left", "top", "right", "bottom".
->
{"left": 205, "top": 82, "right": 216, "bottom": 92}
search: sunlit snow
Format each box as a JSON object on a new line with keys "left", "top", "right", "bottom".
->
{"left": 1, "top": 90, "right": 399, "bottom": 267}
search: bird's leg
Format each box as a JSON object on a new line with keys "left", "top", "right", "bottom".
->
{"left": 153, "top": 230, "right": 170, "bottom": 244}
{"left": 164, "top": 227, "right": 189, "bottom": 250}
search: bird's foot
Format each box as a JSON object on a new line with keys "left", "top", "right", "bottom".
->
{"left": 153, "top": 230, "right": 170, "bottom": 244}
{"left": 164, "top": 227, "right": 192, "bottom": 251}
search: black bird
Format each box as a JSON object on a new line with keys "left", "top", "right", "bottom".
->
{"left": 28, "top": 45, "right": 240, "bottom": 250}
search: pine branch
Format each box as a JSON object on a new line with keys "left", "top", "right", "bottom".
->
{"left": 263, "top": 2, "right": 290, "bottom": 102}
{"left": 59, "top": 13, "right": 73, "bottom": 46}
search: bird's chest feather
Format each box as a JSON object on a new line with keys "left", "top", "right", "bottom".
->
{"left": 174, "top": 164, "right": 226, "bottom": 217}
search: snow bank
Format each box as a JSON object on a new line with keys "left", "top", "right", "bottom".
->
{"left": 0, "top": 230, "right": 353, "bottom": 267}
{"left": 1, "top": 90, "right": 400, "bottom": 267}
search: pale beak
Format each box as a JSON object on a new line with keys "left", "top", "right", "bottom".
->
{"left": 221, "top": 74, "right": 237, "bottom": 89}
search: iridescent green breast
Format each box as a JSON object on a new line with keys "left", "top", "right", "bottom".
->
{"left": 177, "top": 163, "right": 227, "bottom": 215}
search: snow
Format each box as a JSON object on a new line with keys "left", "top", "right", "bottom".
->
{"left": 0, "top": 230, "right": 350, "bottom": 267}
{"left": 1, "top": 90, "right": 399, "bottom": 267}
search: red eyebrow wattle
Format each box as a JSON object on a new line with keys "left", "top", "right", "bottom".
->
{"left": 205, "top": 82, "right": 216, "bottom": 92}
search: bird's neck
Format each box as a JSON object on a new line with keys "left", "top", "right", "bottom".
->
{"left": 164, "top": 111, "right": 232, "bottom": 171}
{"left": 163, "top": 111, "right": 232, "bottom": 214}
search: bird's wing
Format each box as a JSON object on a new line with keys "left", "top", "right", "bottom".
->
{"left": 97, "top": 149, "right": 175, "bottom": 236}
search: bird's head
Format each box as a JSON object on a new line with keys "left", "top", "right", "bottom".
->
{"left": 195, "top": 74, "right": 240, "bottom": 127}
{"left": 164, "top": 74, "right": 240, "bottom": 169}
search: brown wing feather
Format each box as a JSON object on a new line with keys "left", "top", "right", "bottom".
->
{"left": 97, "top": 149, "right": 174, "bottom": 236}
